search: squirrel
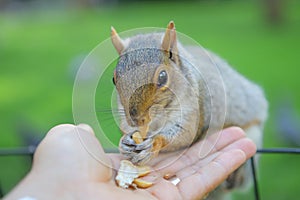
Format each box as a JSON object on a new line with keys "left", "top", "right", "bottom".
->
{"left": 111, "top": 21, "right": 268, "bottom": 195}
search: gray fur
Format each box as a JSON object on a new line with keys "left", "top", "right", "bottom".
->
{"left": 114, "top": 31, "right": 268, "bottom": 198}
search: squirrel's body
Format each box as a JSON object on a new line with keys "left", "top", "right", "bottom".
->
{"left": 111, "top": 22, "right": 267, "bottom": 197}
{"left": 188, "top": 46, "right": 267, "bottom": 132}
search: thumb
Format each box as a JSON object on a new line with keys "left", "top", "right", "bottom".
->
{"left": 33, "top": 124, "right": 113, "bottom": 182}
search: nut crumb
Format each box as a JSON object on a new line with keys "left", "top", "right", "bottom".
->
{"left": 116, "top": 160, "right": 152, "bottom": 189}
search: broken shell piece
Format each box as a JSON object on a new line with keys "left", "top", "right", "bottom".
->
{"left": 133, "top": 178, "right": 153, "bottom": 188}
{"left": 137, "top": 165, "right": 152, "bottom": 177}
{"left": 163, "top": 173, "right": 173, "bottom": 179}
{"left": 132, "top": 131, "right": 144, "bottom": 144}
{"left": 116, "top": 160, "right": 152, "bottom": 189}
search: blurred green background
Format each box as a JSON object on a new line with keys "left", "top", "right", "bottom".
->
{"left": 1, "top": 0, "right": 300, "bottom": 199}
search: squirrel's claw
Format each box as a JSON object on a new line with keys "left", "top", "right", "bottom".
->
{"left": 131, "top": 149, "right": 153, "bottom": 165}
{"left": 121, "top": 132, "right": 137, "bottom": 146}
{"left": 119, "top": 143, "right": 134, "bottom": 154}
{"left": 135, "top": 138, "right": 153, "bottom": 151}
{"left": 119, "top": 132, "right": 136, "bottom": 155}
{"left": 119, "top": 132, "right": 154, "bottom": 165}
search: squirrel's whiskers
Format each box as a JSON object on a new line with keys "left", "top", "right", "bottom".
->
{"left": 111, "top": 21, "right": 267, "bottom": 196}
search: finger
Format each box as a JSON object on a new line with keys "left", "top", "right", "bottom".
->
{"left": 222, "top": 137, "right": 257, "bottom": 159}
{"left": 108, "top": 153, "right": 123, "bottom": 169}
{"left": 175, "top": 137, "right": 256, "bottom": 180}
{"left": 107, "top": 153, "right": 124, "bottom": 179}
{"left": 77, "top": 123, "right": 95, "bottom": 135}
{"left": 73, "top": 125, "right": 114, "bottom": 181}
{"left": 178, "top": 149, "right": 248, "bottom": 200}
{"left": 34, "top": 124, "right": 113, "bottom": 182}
{"left": 36, "top": 124, "right": 81, "bottom": 159}
{"left": 197, "top": 127, "right": 246, "bottom": 158}
{"left": 147, "top": 177, "right": 182, "bottom": 200}
{"left": 153, "top": 127, "right": 246, "bottom": 177}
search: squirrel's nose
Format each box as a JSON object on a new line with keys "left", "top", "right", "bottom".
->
{"left": 131, "top": 117, "right": 146, "bottom": 127}
{"left": 129, "top": 109, "right": 148, "bottom": 127}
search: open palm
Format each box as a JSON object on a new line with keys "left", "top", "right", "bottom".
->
{"left": 5, "top": 124, "right": 256, "bottom": 200}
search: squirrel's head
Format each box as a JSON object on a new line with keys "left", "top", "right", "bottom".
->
{"left": 111, "top": 21, "right": 184, "bottom": 137}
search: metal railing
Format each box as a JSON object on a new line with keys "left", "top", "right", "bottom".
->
{"left": 251, "top": 148, "right": 300, "bottom": 200}
{"left": 1, "top": 146, "right": 300, "bottom": 199}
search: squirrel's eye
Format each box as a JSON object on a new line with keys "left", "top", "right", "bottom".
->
{"left": 157, "top": 70, "right": 168, "bottom": 87}
{"left": 112, "top": 77, "right": 116, "bottom": 85}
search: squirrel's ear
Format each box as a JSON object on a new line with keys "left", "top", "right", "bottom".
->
{"left": 111, "top": 26, "right": 124, "bottom": 55}
{"left": 162, "top": 21, "right": 179, "bottom": 64}
{"left": 162, "top": 21, "right": 177, "bottom": 52}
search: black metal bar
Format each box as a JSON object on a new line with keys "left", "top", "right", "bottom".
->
{"left": 0, "top": 146, "right": 121, "bottom": 156}
{"left": 257, "top": 148, "right": 300, "bottom": 154}
{"left": 104, "top": 148, "right": 120, "bottom": 153}
{"left": 0, "top": 146, "right": 36, "bottom": 156}
{"left": 251, "top": 157, "right": 260, "bottom": 200}
{"left": 0, "top": 181, "right": 3, "bottom": 198}
{"left": 1, "top": 147, "right": 300, "bottom": 156}
{"left": 1, "top": 146, "right": 300, "bottom": 200}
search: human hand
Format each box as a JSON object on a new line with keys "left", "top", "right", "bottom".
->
{"left": 4, "top": 124, "right": 256, "bottom": 200}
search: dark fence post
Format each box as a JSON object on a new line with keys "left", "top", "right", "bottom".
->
{"left": 251, "top": 157, "right": 260, "bottom": 200}
{"left": 0, "top": 181, "right": 3, "bottom": 198}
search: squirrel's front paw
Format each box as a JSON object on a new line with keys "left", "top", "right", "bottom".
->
{"left": 119, "top": 132, "right": 154, "bottom": 165}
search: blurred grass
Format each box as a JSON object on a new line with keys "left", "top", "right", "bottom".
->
{"left": 0, "top": 0, "right": 300, "bottom": 198}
